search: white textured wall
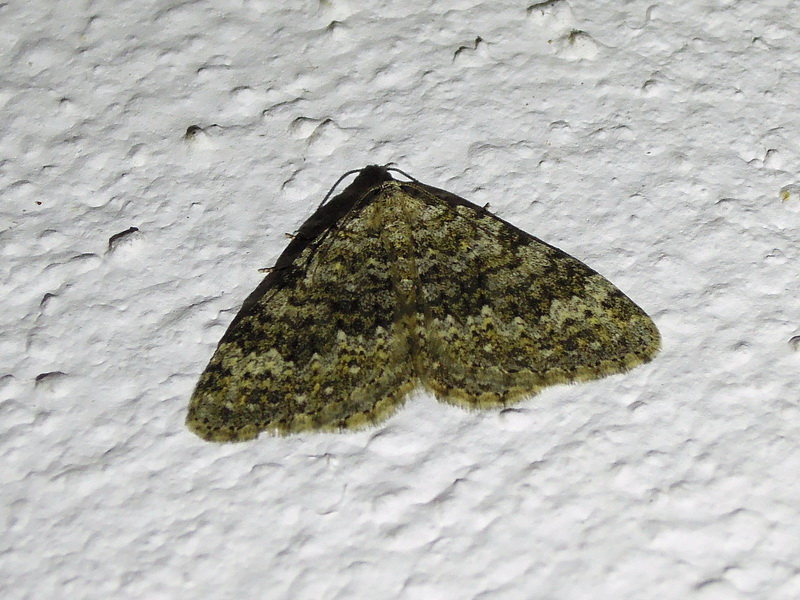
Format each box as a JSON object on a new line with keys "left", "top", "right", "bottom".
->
{"left": 3, "top": 1, "right": 800, "bottom": 598}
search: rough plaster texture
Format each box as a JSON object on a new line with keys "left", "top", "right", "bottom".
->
{"left": 3, "top": 1, "right": 800, "bottom": 598}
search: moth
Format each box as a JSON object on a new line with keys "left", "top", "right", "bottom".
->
{"left": 187, "top": 166, "right": 660, "bottom": 441}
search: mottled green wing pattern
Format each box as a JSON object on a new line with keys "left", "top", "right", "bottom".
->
{"left": 400, "top": 182, "right": 661, "bottom": 408}
{"left": 187, "top": 166, "right": 660, "bottom": 442}
{"left": 187, "top": 192, "right": 417, "bottom": 441}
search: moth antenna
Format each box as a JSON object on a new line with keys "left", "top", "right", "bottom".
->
{"left": 384, "top": 165, "right": 418, "bottom": 182}
{"left": 316, "top": 168, "right": 364, "bottom": 210}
